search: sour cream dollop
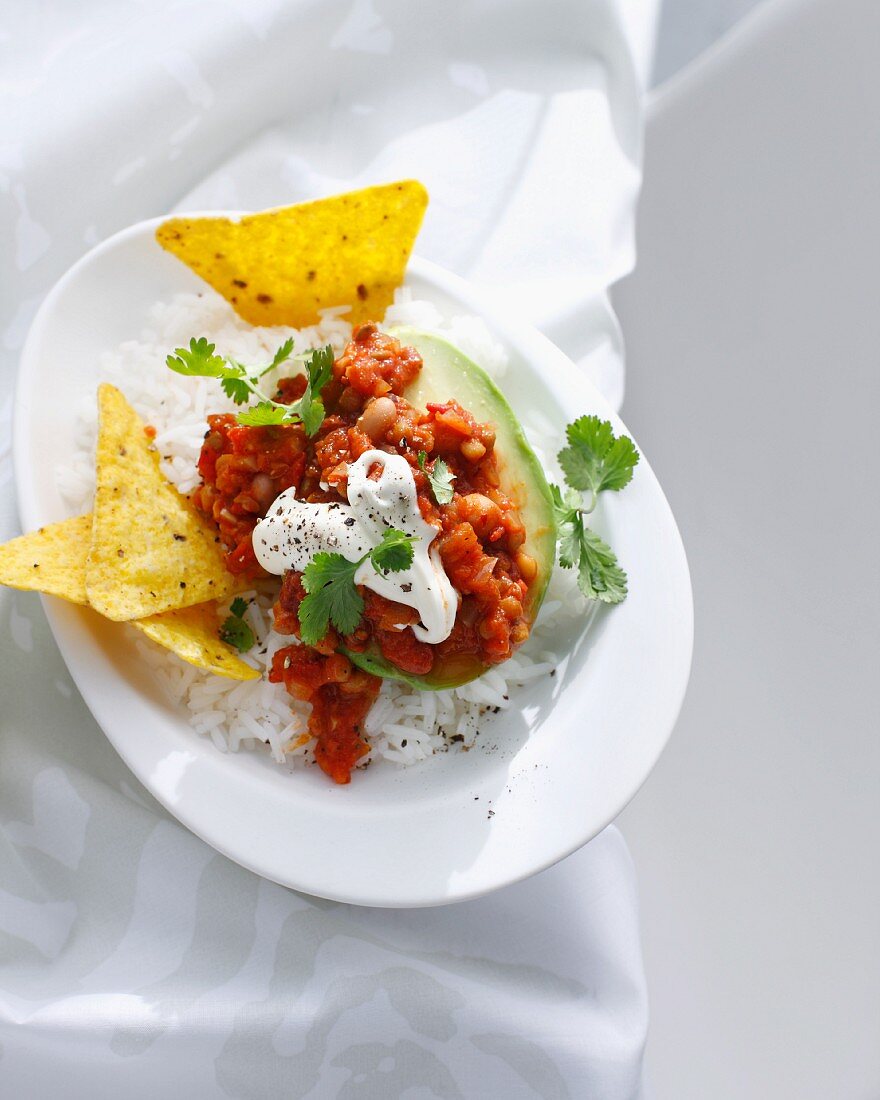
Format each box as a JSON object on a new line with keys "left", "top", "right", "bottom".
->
{"left": 253, "top": 449, "right": 457, "bottom": 644}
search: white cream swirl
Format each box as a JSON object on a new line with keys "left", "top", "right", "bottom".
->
{"left": 252, "top": 449, "right": 457, "bottom": 643}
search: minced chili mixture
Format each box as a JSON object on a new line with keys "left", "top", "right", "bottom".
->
{"left": 192, "top": 323, "right": 538, "bottom": 784}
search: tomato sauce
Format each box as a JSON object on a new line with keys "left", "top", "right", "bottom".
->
{"left": 193, "top": 322, "right": 537, "bottom": 783}
{"left": 269, "top": 645, "right": 377, "bottom": 784}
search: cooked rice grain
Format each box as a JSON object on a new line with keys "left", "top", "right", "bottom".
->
{"left": 59, "top": 288, "right": 574, "bottom": 773}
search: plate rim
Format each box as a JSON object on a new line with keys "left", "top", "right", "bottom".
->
{"left": 13, "top": 214, "right": 693, "bottom": 907}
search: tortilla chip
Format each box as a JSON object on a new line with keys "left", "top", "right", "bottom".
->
{"left": 156, "top": 180, "right": 428, "bottom": 328}
{"left": 86, "top": 384, "right": 235, "bottom": 621}
{"left": 0, "top": 509, "right": 254, "bottom": 678}
{"left": 0, "top": 515, "right": 91, "bottom": 604}
{"left": 134, "top": 604, "right": 259, "bottom": 681}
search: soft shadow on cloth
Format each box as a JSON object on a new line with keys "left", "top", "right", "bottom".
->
{"left": 0, "top": 1, "right": 655, "bottom": 1096}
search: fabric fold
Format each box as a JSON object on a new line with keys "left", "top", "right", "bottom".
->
{"left": 0, "top": 1, "right": 657, "bottom": 1095}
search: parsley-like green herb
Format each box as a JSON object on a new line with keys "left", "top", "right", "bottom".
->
{"left": 296, "top": 344, "right": 334, "bottom": 437}
{"left": 371, "top": 528, "right": 419, "bottom": 573}
{"left": 558, "top": 415, "right": 639, "bottom": 506}
{"left": 550, "top": 416, "right": 639, "bottom": 605}
{"left": 299, "top": 553, "right": 364, "bottom": 645}
{"left": 417, "top": 451, "right": 456, "bottom": 505}
{"left": 166, "top": 337, "right": 332, "bottom": 437}
{"left": 219, "top": 596, "right": 256, "bottom": 652}
{"left": 298, "top": 529, "right": 417, "bottom": 646}
{"left": 166, "top": 336, "right": 229, "bottom": 378}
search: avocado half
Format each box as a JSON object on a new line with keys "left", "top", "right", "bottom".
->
{"left": 343, "top": 327, "right": 557, "bottom": 690}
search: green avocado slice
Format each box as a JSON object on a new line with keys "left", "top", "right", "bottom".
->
{"left": 343, "top": 327, "right": 557, "bottom": 690}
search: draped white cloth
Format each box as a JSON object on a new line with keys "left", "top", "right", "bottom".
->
{"left": 0, "top": 2, "right": 657, "bottom": 1095}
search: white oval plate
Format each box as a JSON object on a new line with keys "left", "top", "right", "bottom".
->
{"left": 14, "top": 216, "right": 692, "bottom": 907}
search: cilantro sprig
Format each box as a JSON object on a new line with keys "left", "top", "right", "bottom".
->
{"left": 219, "top": 596, "right": 256, "bottom": 652}
{"left": 551, "top": 415, "right": 639, "bottom": 605}
{"left": 166, "top": 337, "right": 334, "bottom": 437}
{"left": 417, "top": 451, "right": 456, "bottom": 505}
{"left": 298, "top": 529, "right": 418, "bottom": 646}
{"left": 558, "top": 414, "right": 639, "bottom": 507}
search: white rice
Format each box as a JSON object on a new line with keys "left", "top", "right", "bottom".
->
{"left": 58, "top": 286, "right": 580, "bottom": 773}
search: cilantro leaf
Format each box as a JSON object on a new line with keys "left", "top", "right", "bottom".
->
{"left": 596, "top": 435, "right": 640, "bottom": 492}
{"left": 296, "top": 528, "right": 418, "bottom": 645}
{"left": 549, "top": 483, "right": 581, "bottom": 567}
{"left": 289, "top": 345, "right": 334, "bottom": 438}
{"left": 551, "top": 415, "right": 638, "bottom": 606}
{"left": 219, "top": 598, "right": 255, "bottom": 652}
{"left": 166, "top": 336, "right": 335, "bottom": 436}
{"left": 221, "top": 376, "right": 253, "bottom": 405}
{"left": 298, "top": 396, "right": 326, "bottom": 438}
{"left": 235, "top": 401, "right": 289, "bottom": 427}
{"left": 297, "top": 589, "right": 331, "bottom": 648}
{"left": 549, "top": 482, "right": 581, "bottom": 519}
{"left": 303, "top": 344, "right": 334, "bottom": 391}
{"left": 550, "top": 489, "right": 629, "bottom": 605}
{"left": 417, "top": 451, "right": 456, "bottom": 505}
{"left": 166, "top": 337, "right": 228, "bottom": 378}
{"left": 558, "top": 415, "right": 639, "bottom": 495}
{"left": 270, "top": 337, "right": 295, "bottom": 371}
{"left": 577, "top": 528, "right": 628, "bottom": 603}
{"left": 558, "top": 415, "right": 614, "bottom": 491}
{"left": 370, "top": 528, "right": 417, "bottom": 574}
{"left": 220, "top": 616, "right": 255, "bottom": 651}
{"left": 554, "top": 514, "right": 583, "bottom": 572}
{"left": 321, "top": 567, "right": 365, "bottom": 636}
{"left": 299, "top": 553, "right": 363, "bottom": 645}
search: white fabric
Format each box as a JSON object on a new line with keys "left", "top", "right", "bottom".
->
{"left": 0, "top": 2, "right": 656, "bottom": 1096}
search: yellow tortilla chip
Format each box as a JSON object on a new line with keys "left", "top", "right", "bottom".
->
{"left": 156, "top": 180, "right": 428, "bottom": 328}
{"left": 0, "top": 510, "right": 254, "bottom": 679}
{"left": 86, "top": 384, "right": 236, "bottom": 621}
{"left": 0, "top": 514, "right": 91, "bottom": 604}
{"left": 134, "top": 604, "right": 259, "bottom": 681}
